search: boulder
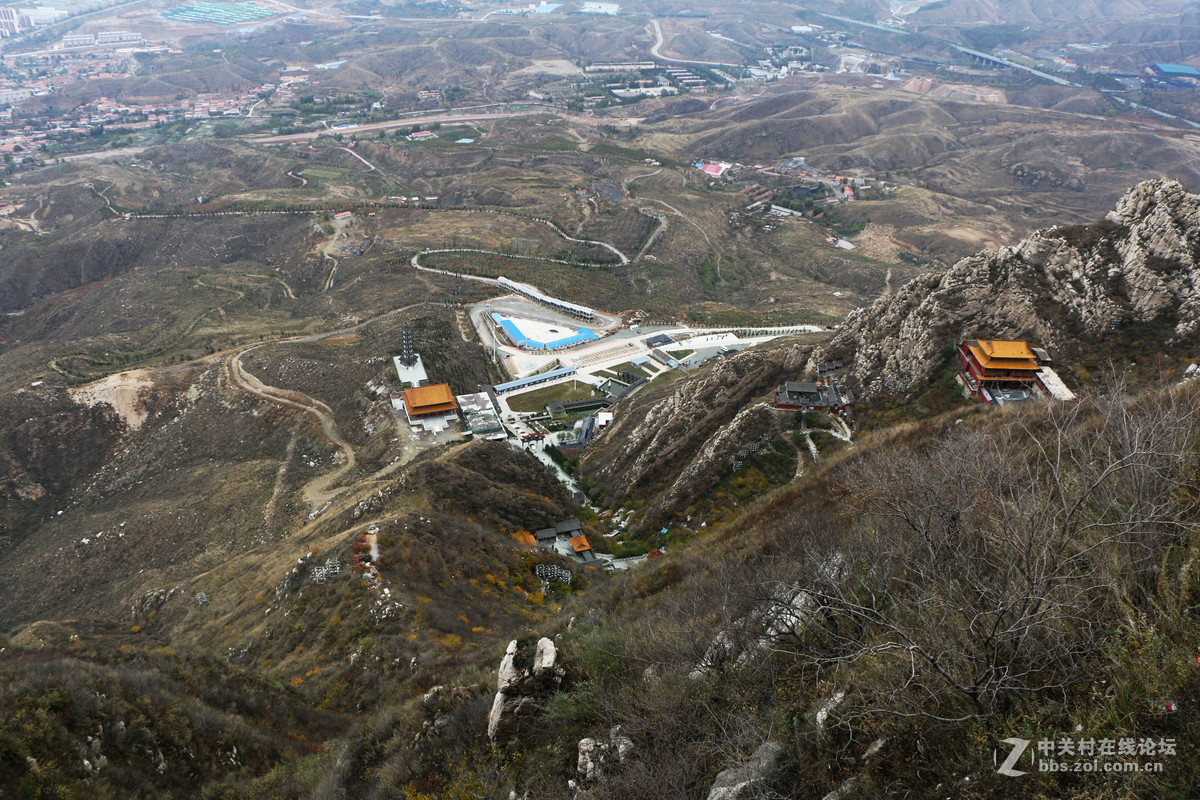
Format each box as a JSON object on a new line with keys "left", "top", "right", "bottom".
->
{"left": 814, "top": 690, "right": 846, "bottom": 739}
{"left": 577, "top": 725, "right": 634, "bottom": 783}
{"left": 705, "top": 742, "right": 785, "bottom": 800}
{"left": 417, "top": 684, "right": 484, "bottom": 742}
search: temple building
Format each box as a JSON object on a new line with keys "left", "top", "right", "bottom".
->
{"left": 957, "top": 338, "right": 1076, "bottom": 406}
{"left": 399, "top": 383, "right": 459, "bottom": 431}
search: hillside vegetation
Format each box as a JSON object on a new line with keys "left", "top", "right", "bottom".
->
{"left": 7, "top": 180, "right": 1200, "bottom": 792}
{"left": 19, "top": 378, "right": 1186, "bottom": 800}
{"left": 4, "top": 19, "right": 1200, "bottom": 791}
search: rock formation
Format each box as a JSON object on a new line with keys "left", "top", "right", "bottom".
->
{"left": 486, "top": 637, "right": 565, "bottom": 745}
{"left": 705, "top": 742, "right": 785, "bottom": 800}
{"left": 576, "top": 725, "right": 633, "bottom": 783}
{"left": 809, "top": 179, "right": 1200, "bottom": 399}
{"left": 583, "top": 337, "right": 818, "bottom": 518}
{"left": 418, "top": 684, "right": 482, "bottom": 742}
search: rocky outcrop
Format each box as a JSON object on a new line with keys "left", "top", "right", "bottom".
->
{"left": 582, "top": 337, "right": 820, "bottom": 519}
{"left": 810, "top": 179, "right": 1200, "bottom": 399}
{"left": 486, "top": 637, "right": 565, "bottom": 745}
{"left": 577, "top": 725, "right": 634, "bottom": 783}
{"left": 819, "top": 738, "right": 886, "bottom": 800}
{"left": 693, "top": 558, "right": 843, "bottom": 678}
{"left": 1008, "top": 162, "right": 1085, "bottom": 191}
{"left": 418, "top": 684, "right": 484, "bottom": 742}
{"left": 705, "top": 742, "right": 785, "bottom": 800}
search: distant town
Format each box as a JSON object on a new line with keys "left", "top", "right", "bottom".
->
{"left": 0, "top": 0, "right": 1193, "bottom": 165}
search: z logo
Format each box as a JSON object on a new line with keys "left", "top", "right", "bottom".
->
{"left": 996, "top": 737, "right": 1030, "bottom": 777}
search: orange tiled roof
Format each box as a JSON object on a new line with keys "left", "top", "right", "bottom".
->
{"left": 569, "top": 534, "right": 592, "bottom": 553}
{"left": 402, "top": 383, "right": 458, "bottom": 414}
{"left": 968, "top": 340, "right": 1039, "bottom": 372}
{"left": 980, "top": 339, "right": 1036, "bottom": 360}
{"left": 513, "top": 531, "right": 537, "bottom": 547}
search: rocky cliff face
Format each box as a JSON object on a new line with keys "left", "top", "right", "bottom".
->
{"left": 810, "top": 179, "right": 1200, "bottom": 398}
{"left": 582, "top": 336, "right": 821, "bottom": 520}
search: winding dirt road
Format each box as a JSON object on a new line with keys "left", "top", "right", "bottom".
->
{"left": 226, "top": 344, "right": 357, "bottom": 514}
{"left": 218, "top": 300, "right": 440, "bottom": 516}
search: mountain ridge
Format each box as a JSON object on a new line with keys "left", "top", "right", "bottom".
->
{"left": 810, "top": 178, "right": 1200, "bottom": 398}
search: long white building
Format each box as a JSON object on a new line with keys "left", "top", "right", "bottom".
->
{"left": 496, "top": 276, "right": 596, "bottom": 320}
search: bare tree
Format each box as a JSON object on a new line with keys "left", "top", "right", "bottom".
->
{"left": 755, "top": 383, "right": 1200, "bottom": 723}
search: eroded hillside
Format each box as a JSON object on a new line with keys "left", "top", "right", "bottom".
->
{"left": 811, "top": 178, "right": 1200, "bottom": 399}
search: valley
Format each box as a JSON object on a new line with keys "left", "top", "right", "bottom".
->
{"left": 2, "top": 0, "right": 1200, "bottom": 798}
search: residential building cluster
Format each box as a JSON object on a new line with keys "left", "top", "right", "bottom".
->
{"left": 59, "top": 30, "right": 143, "bottom": 48}
{"left": 0, "top": 46, "right": 284, "bottom": 157}
{"left": 0, "top": 0, "right": 140, "bottom": 36}
{"left": 773, "top": 380, "right": 855, "bottom": 412}
{"left": 515, "top": 519, "right": 603, "bottom": 568}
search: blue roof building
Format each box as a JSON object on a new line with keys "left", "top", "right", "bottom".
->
{"left": 494, "top": 367, "right": 578, "bottom": 394}
{"left": 1152, "top": 63, "right": 1200, "bottom": 79}
{"left": 490, "top": 313, "right": 598, "bottom": 350}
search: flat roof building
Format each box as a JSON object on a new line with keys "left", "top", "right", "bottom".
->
{"left": 494, "top": 366, "right": 577, "bottom": 394}
{"left": 1152, "top": 63, "right": 1200, "bottom": 79}
{"left": 1035, "top": 367, "right": 1077, "bottom": 402}
{"left": 457, "top": 392, "right": 505, "bottom": 438}
{"left": 649, "top": 348, "right": 680, "bottom": 369}
{"left": 774, "top": 381, "right": 854, "bottom": 411}
{"left": 393, "top": 354, "right": 428, "bottom": 388}
{"left": 496, "top": 276, "right": 596, "bottom": 320}
{"left": 643, "top": 333, "right": 675, "bottom": 347}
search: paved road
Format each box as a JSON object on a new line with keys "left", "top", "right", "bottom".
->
{"left": 251, "top": 103, "right": 568, "bottom": 144}
{"left": 54, "top": 103, "right": 642, "bottom": 164}
{"left": 650, "top": 19, "right": 744, "bottom": 68}
{"left": 815, "top": 10, "right": 1200, "bottom": 129}
{"left": 338, "top": 146, "right": 378, "bottom": 171}
{"left": 218, "top": 300, "right": 440, "bottom": 515}
{"left": 406, "top": 206, "right": 633, "bottom": 279}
